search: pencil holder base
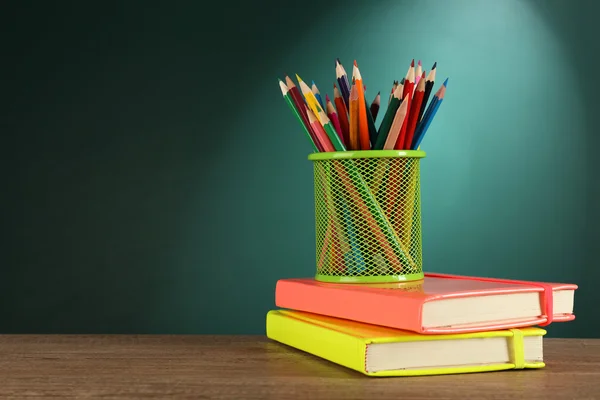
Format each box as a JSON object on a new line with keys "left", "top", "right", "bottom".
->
{"left": 315, "top": 272, "right": 424, "bottom": 284}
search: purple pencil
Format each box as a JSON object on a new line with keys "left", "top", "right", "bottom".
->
{"left": 335, "top": 58, "right": 351, "bottom": 108}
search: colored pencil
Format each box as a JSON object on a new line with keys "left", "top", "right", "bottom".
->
{"left": 318, "top": 161, "right": 347, "bottom": 271}
{"left": 297, "top": 74, "right": 326, "bottom": 125}
{"left": 402, "top": 59, "right": 415, "bottom": 107}
{"left": 283, "top": 77, "right": 324, "bottom": 152}
{"left": 333, "top": 84, "right": 350, "bottom": 145}
{"left": 332, "top": 160, "right": 414, "bottom": 270}
{"left": 399, "top": 159, "right": 418, "bottom": 257}
{"left": 412, "top": 78, "right": 447, "bottom": 149}
{"left": 318, "top": 106, "right": 346, "bottom": 151}
{"left": 370, "top": 91, "right": 381, "bottom": 122}
{"left": 340, "top": 194, "right": 365, "bottom": 273}
{"left": 394, "top": 91, "right": 412, "bottom": 150}
{"left": 325, "top": 94, "right": 345, "bottom": 146}
{"left": 416, "top": 76, "right": 444, "bottom": 137}
{"left": 279, "top": 79, "right": 320, "bottom": 152}
{"left": 388, "top": 80, "right": 398, "bottom": 105}
{"left": 353, "top": 61, "right": 370, "bottom": 150}
{"left": 306, "top": 105, "right": 335, "bottom": 152}
{"left": 418, "top": 62, "right": 436, "bottom": 122}
{"left": 364, "top": 93, "right": 379, "bottom": 148}
{"left": 383, "top": 93, "right": 410, "bottom": 150}
{"left": 402, "top": 74, "right": 426, "bottom": 149}
{"left": 374, "top": 82, "right": 404, "bottom": 150}
{"left": 335, "top": 58, "right": 351, "bottom": 107}
{"left": 415, "top": 60, "right": 422, "bottom": 86}
{"left": 311, "top": 80, "right": 325, "bottom": 109}
{"left": 348, "top": 83, "right": 360, "bottom": 150}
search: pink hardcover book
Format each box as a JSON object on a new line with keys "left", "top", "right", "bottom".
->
{"left": 275, "top": 272, "right": 577, "bottom": 334}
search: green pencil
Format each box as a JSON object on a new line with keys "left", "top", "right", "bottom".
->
{"left": 374, "top": 83, "right": 404, "bottom": 150}
{"left": 279, "top": 79, "right": 318, "bottom": 152}
{"left": 364, "top": 94, "right": 378, "bottom": 148}
{"left": 317, "top": 108, "right": 346, "bottom": 151}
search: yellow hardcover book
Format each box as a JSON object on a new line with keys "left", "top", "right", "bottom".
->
{"left": 266, "top": 309, "right": 546, "bottom": 377}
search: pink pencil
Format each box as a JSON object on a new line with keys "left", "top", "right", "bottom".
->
{"left": 325, "top": 94, "right": 345, "bottom": 146}
{"left": 415, "top": 60, "right": 423, "bottom": 87}
{"left": 383, "top": 93, "right": 410, "bottom": 150}
{"left": 306, "top": 105, "right": 335, "bottom": 152}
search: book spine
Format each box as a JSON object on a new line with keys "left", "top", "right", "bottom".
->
{"left": 266, "top": 311, "right": 367, "bottom": 374}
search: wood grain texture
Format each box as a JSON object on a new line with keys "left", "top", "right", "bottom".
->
{"left": 0, "top": 336, "right": 598, "bottom": 399}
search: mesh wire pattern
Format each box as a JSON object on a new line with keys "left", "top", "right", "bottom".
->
{"left": 312, "top": 155, "right": 423, "bottom": 283}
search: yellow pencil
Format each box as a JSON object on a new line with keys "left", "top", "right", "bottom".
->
{"left": 296, "top": 74, "right": 326, "bottom": 125}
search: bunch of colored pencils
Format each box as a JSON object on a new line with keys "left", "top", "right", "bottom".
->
{"left": 279, "top": 59, "right": 447, "bottom": 152}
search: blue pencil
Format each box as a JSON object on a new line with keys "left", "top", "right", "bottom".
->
{"left": 311, "top": 81, "right": 325, "bottom": 109}
{"left": 411, "top": 78, "right": 447, "bottom": 149}
{"left": 335, "top": 58, "right": 351, "bottom": 107}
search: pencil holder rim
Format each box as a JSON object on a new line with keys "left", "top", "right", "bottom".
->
{"left": 307, "top": 150, "right": 426, "bottom": 161}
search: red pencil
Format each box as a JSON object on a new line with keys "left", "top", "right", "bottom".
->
{"left": 325, "top": 94, "right": 345, "bottom": 147}
{"left": 285, "top": 76, "right": 324, "bottom": 152}
{"left": 306, "top": 105, "right": 335, "bottom": 152}
{"left": 403, "top": 72, "right": 426, "bottom": 149}
{"left": 396, "top": 60, "right": 415, "bottom": 149}
{"left": 370, "top": 91, "right": 381, "bottom": 122}
{"left": 402, "top": 59, "right": 415, "bottom": 100}
{"left": 333, "top": 84, "right": 350, "bottom": 146}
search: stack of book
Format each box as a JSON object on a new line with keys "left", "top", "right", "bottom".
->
{"left": 273, "top": 58, "right": 578, "bottom": 377}
{"left": 266, "top": 273, "right": 577, "bottom": 377}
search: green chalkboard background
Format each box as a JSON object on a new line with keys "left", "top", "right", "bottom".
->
{"left": 1, "top": 0, "right": 598, "bottom": 337}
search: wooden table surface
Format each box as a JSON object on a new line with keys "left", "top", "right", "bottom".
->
{"left": 0, "top": 335, "right": 598, "bottom": 399}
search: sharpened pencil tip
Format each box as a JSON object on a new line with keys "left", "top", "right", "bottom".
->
{"left": 295, "top": 74, "right": 303, "bottom": 82}
{"left": 411, "top": 59, "right": 414, "bottom": 67}
{"left": 432, "top": 62, "right": 437, "bottom": 69}
{"left": 325, "top": 93, "right": 330, "bottom": 102}
{"left": 333, "top": 82, "right": 337, "bottom": 88}
{"left": 443, "top": 77, "right": 448, "bottom": 87}
{"left": 418, "top": 60, "right": 422, "bottom": 66}
{"left": 336, "top": 57, "right": 341, "bottom": 65}
{"left": 353, "top": 60, "right": 357, "bottom": 67}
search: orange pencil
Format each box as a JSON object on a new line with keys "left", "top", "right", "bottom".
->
{"left": 333, "top": 84, "right": 350, "bottom": 146}
{"left": 352, "top": 61, "right": 370, "bottom": 150}
{"left": 403, "top": 72, "right": 426, "bottom": 149}
{"left": 348, "top": 83, "right": 360, "bottom": 150}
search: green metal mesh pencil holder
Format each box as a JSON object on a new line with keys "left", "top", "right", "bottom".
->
{"left": 308, "top": 150, "right": 425, "bottom": 283}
